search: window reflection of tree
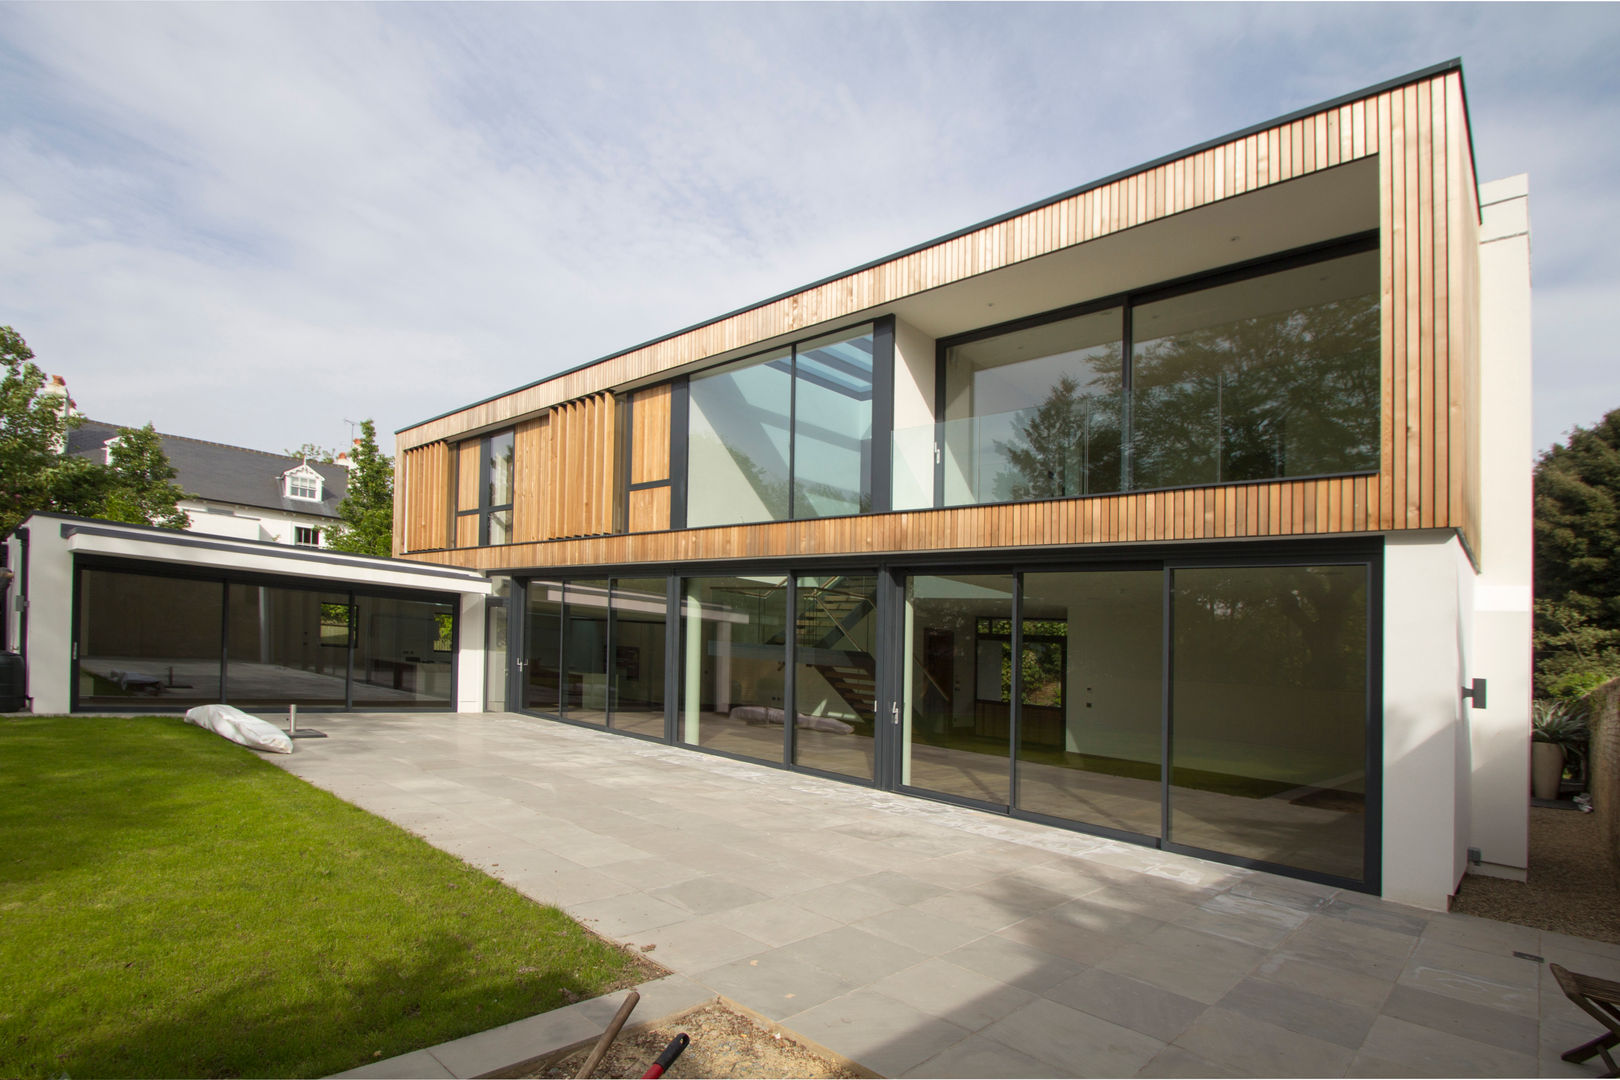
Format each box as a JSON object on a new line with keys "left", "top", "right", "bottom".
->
{"left": 991, "top": 372, "right": 1124, "bottom": 500}
{"left": 1132, "top": 294, "right": 1380, "bottom": 491}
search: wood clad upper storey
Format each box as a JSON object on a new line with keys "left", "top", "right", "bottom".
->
{"left": 399, "top": 442, "right": 450, "bottom": 553}
{"left": 396, "top": 64, "right": 1484, "bottom": 567}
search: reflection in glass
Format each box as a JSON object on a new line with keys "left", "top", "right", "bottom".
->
{"left": 1015, "top": 572, "right": 1163, "bottom": 837}
{"left": 351, "top": 595, "right": 455, "bottom": 706}
{"left": 902, "top": 574, "right": 1014, "bottom": 806}
{"left": 794, "top": 575, "right": 878, "bottom": 779}
{"left": 680, "top": 575, "right": 788, "bottom": 763}
{"left": 76, "top": 569, "right": 223, "bottom": 706}
{"left": 563, "top": 580, "right": 610, "bottom": 724}
{"left": 226, "top": 585, "right": 351, "bottom": 707}
{"left": 609, "top": 578, "right": 667, "bottom": 737}
{"left": 688, "top": 352, "right": 792, "bottom": 527}
{"left": 487, "top": 430, "right": 515, "bottom": 507}
{"left": 1169, "top": 564, "right": 1368, "bottom": 880}
{"left": 524, "top": 580, "right": 563, "bottom": 713}
{"left": 792, "top": 327, "right": 875, "bottom": 518}
{"left": 486, "top": 577, "right": 510, "bottom": 712}
{"left": 942, "top": 309, "right": 1123, "bottom": 506}
{"left": 1131, "top": 251, "right": 1380, "bottom": 490}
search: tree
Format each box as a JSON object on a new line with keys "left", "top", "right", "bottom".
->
{"left": 1534, "top": 409, "right": 1620, "bottom": 697}
{"left": 2, "top": 326, "right": 79, "bottom": 536}
{"left": 326, "top": 419, "right": 394, "bottom": 557}
{"left": 100, "top": 424, "right": 190, "bottom": 530}
{"left": 284, "top": 442, "right": 336, "bottom": 463}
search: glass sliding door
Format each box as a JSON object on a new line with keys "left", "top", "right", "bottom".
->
{"left": 679, "top": 575, "right": 788, "bottom": 763}
{"left": 524, "top": 580, "right": 563, "bottom": 713}
{"left": 794, "top": 574, "right": 878, "bottom": 780}
{"left": 76, "top": 569, "right": 223, "bottom": 707}
{"left": 225, "top": 585, "right": 351, "bottom": 707}
{"left": 1016, "top": 571, "right": 1163, "bottom": 838}
{"left": 486, "top": 577, "right": 510, "bottom": 712}
{"left": 562, "top": 580, "right": 610, "bottom": 724}
{"left": 609, "top": 578, "right": 667, "bottom": 737}
{"left": 901, "top": 574, "right": 1014, "bottom": 807}
{"left": 351, "top": 595, "right": 455, "bottom": 707}
{"left": 1168, "top": 564, "right": 1369, "bottom": 880}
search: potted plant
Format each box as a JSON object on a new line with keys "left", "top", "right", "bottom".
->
{"left": 1531, "top": 698, "right": 1589, "bottom": 800}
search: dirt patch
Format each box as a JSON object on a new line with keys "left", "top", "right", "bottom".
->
{"left": 1451, "top": 806, "right": 1620, "bottom": 944}
{"left": 527, "top": 1001, "right": 870, "bottom": 1080}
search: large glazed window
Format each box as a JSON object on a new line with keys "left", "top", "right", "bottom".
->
{"left": 922, "top": 241, "right": 1379, "bottom": 508}
{"left": 941, "top": 309, "right": 1123, "bottom": 506}
{"left": 686, "top": 325, "right": 875, "bottom": 527}
{"left": 484, "top": 430, "right": 515, "bottom": 545}
{"left": 77, "top": 569, "right": 223, "bottom": 707}
{"left": 792, "top": 327, "right": 875, "bottom": 518}
{"left": 610, "top": 578, "right": 668, "bottom": 737}
{"left": 1131, "top": 250, "right": 1380, "bottom": 490}
{"left": 563, "top": 580, "right": 610, "bottom": 725}
{"left": 688, "top": 350, "right": 791, "bottom": 527}
{"left": 1168, "top": 564, "right": 1368, "bottom": 880}
{"left": 679, "top": 575, "right": 788, "bottom": 762}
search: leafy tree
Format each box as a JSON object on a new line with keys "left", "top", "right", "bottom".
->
{"left": 326, "top": 419, "right": 394, "bottom": 557}
{"left": 100, "top": 424, "right": 190, "bottom": 530}
{"left": 1534, "top": 410, "right": 1620, "bottom": 697}
{"left": 1, "top": 326, "right": 78, "bottom": 536}
{"left": 284, "top": 442, "right": 336, "bottom": 463}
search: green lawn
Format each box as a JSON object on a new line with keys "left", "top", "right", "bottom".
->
{"left": 0, "top": 716, "right": 655, "bottom": 1079}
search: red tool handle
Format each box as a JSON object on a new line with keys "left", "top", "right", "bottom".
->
{"left": 641, "top": 1032, "right": 689, "bottom": 1079}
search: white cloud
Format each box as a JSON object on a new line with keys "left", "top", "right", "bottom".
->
{"left": 1, "top": 3, "right": 1618, "bottom": 456}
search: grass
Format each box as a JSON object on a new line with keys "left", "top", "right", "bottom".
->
{"left": 0, "top": 716, "right": 657, "bottom": 1079}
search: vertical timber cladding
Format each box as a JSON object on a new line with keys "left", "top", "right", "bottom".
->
{"left": 627, "top": 383, "right": 672, "bottom": 533}
{"left": 509, "top": 390, "right": 619, "bottom": 542}
{"left": 396, "top": 67, "right": 1480, "bottom": 567}
{"left": 399, "top": 441, "right": 450, "bottom": 553}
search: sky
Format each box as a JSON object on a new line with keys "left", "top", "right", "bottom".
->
{"left": 2, "top": 3, "right": 1617, "bottom": 459}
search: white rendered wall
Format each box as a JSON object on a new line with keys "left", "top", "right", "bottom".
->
{"left": 457, "top": 592, "right": 486, "bottom": 712}
{"left": 179, "top": 499, "right": 335, "bottom": 547}
{"left": 1467, "top": 174, "right": 1535, "bottom": 879}
{"left": 17, "top": 524, "right": 73, "bottom": 713}
{"left": 892, "top": 316, "right": 936, "bottom": 511}
{"left": 1382, "top": 531, "right": 1472, "bottom": 909}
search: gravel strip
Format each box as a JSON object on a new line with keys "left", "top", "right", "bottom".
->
{"left": 1451, "top": 806, "right": 1620, "bottom": 943}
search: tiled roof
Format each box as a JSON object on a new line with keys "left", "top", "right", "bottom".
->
{"left": 64, "top": 420, "right": 348, "bottom": 520}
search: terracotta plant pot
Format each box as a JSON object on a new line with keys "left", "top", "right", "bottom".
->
{"left": 1531, "top": 741, "right": 1566, "bottom": 800}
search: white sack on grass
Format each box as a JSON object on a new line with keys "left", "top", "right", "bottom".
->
{"left": 184, "top": 704, "right": 294, "bottom": 755}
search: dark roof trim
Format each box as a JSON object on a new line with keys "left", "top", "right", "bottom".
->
{"left": 400, "top": 58, "right": 1470, "bottom": 437}
{"left": 40, "top": 513, "right": 484, "bottom": 583}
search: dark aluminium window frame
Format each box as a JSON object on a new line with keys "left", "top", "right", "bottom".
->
{"left": 508, "top": 535, "right": 1382, "bottom": 895}
{"left": 668, "top": 317, "right": 895, "bottom": 528}
{"left": 68, "top": 554, "right": 461, "bottom": 714}
{"left": 456, "top": 428, "right": 516, "bottom": 547}
{"left": 930, "top": 231, "right": 1381, "bottom": 509}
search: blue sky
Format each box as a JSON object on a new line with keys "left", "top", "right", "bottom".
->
{"left": 2, "top": 3, "right": 1616, "bottom": 457}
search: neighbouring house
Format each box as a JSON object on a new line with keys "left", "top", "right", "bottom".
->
{"left": 1, "top": 61, "right": 1533, "bottom": 912}
{"left": 63, "top": 420, "right": 353, "bottom": 548}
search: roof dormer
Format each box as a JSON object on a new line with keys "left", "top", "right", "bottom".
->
{"left": 283, "top": 463, "right": 323, "bottom": 502}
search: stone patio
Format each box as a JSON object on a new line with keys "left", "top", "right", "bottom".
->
{"left": 272, "top": 712, "right": 1619, "bottom": 1078}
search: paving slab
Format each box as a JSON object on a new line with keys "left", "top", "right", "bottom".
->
{"left": 276, "top": 713, "right": 1620, "bottom": 1079}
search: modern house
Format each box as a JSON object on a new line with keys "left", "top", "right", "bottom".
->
{"left": 64, "top": 419, "right": 354, "bottom": 548}
{"left": 384, "top": 61, "right": 1532, "bottom": 911}
{"left": 0, "top": 61, "right": 1531, "bottom": 913}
